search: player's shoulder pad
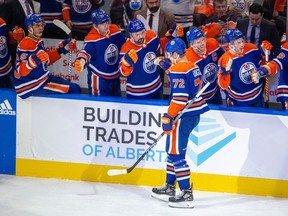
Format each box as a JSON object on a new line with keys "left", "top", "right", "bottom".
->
{"left": 244, "top": 42, "right": 258, "bottom": 52}
{"left": 120, "top": 40, "right": 138, "bottom": 54}
{"left": 109, "top": 24, "right": 122, "bottom": 34}
{"left": 281, "top": 41, "right": 288, "bottom": 50}
{"left": 145, "top": 29, "right": 157, "bottom": 42}
{"left": 219, "top": 51, "right": 234, "bottom": 61}
{"left": 170, "top": 61, "right": 198, "bottom": 73}
{"left": 84, "top": 28, "right": 105, "bottom": 41}
{"left": 206, "top": 38, "right": 220, "bottom": 52}
{"left": 18, "top": 37, "right": 38, "bottom": 51}
{"left": 186, "top": 47, "right": 201, "bottom": 62}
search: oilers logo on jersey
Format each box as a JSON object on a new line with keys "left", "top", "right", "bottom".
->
{"left": 231, "top": 0, "right": 246, "bottom": 12}
{"left": 73, "top": 0, "right": 92, "bottom": 14}
{"left": 239, "top": 62, "right": 256, "bottom": 84}
{"left": 203, "top": 63, "right": 218, "bottom": 83}
{"left": 0, "top": 36, "right": 8, "bottom": 58}
{"left": 143, "top": 52, "right": 157, "bottom": 74}
{"left": 105, "top": 44, "right": 119, "bottom": 65}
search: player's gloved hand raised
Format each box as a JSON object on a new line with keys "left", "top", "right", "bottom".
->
{"left": 122, "top": 49, "right": 138, "bottom": 67}
{"left": 220, "top": 56, "right": 233, "bottom": 75}
{"left": 261, "top": 40, "right": 272, "bottom": 61}
{"left": 12, "top": 26, "right": 24, "bottom": 41}
{"left": 165, "top": 24, "right": 184, "bottom": 39}
{"left": 154, "top": 57, "right": 171, "bottom": 71}
{"left": 251, "top": 65, "right": 270, "bottom": 84}
{"left": 161, "top": 113, "right": 175, "bottom": 135}
{"left": 58, "top": 38, "right": 77, "bottom": 55}
{"left": 261, "top": 40, "right": 273, "bottom": 51}
{"left": 74, "top": 58, "right": 86, "bottom": 73}
{"left": 28, "top": 50, "right": 49, "bottom": 68}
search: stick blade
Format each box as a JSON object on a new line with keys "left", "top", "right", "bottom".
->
{"left": 52, "top": 19, "right": 72, "bottom": 37}
{"left": 136, "top": 15, "right": 150, "bottom": 30}
{"left": 107, "top": 169, "right": 128, "bottom": 176}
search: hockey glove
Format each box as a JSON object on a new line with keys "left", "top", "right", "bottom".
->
{"left": 261, "top": 40, "right": 272, "bottom": 61}
{"left": 28, "top": 50, "right": 49, "bottom": 68}
{"left": 220, "top": 56, "right": 233, "bottom": 75}
{"left": 58, "top": 38, "right": 77, "bottom": 55}
{"left": 161, "top": 113, "right": 175, "bottom": 135}
{"left": 154, "top": 57, "right": 171, "bottom": 71}
{"left": 74, "top": 58, "right": 86, "bottom": 73}
{"left": 12, "top": 26, "right": 24, "bottom": 41}
{"left": 251, "top": 65, "right": 270, "bottom": 84}
{"left": 165, "top": 24, "right": 184, "bottom": 39}
{"left": 122, "top": 49, "right": 138, "bottom": 67}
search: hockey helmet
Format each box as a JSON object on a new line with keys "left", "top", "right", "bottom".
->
{"left": 165, "top": 38, "right": 186, "bottom": 55}
{"left": 225, "top": 29, "right": 244, "bottom": 43}
{"left": 91, "top": 9, "right": 110, "bottom": 25}
{"left": 186, "top": 27, "right": 205, "bottom": 43}
{"left": 25, "top": 14, "right": 45, "bottom": 29}
{"left": 128, "top": 19, "right": 145, "bottom": 33}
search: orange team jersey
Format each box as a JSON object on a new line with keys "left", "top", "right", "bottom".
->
{"left": 186, "top": 38, "right": 225, "bottom": 101}
{"left": 168, "top": 61, "right": 209, "bottom": 118}
{"left": 194, "top": 0, "right": 214, "bottom": 17}
{"left": 14, "top": 37, "right": 61, "bottom": 98}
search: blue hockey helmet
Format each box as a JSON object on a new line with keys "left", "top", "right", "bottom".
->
{"left": 165, "top": 38, "right": 186, "bottom": 55}
{"left": 186, "top": 27, "right": 205, "bottom": 43}
{"left": 91, "top": 9, "right": 110, "bottom": 25}
{"left": 225, "top": 29, "right": 244, "bottom": 43}
{"left": 25, "top": 14, "right": 45, "bottom": 29}
{"left": 128, "top": 19, "right": 145, "bottom": 33}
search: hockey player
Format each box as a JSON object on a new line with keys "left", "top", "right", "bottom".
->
{"left": 151, "top": 38, "right": 209, "bottom": 208}
{"left": 251, "top": 42, "right": 288, "bottom": 110}
{"left": 14, "top": 14, "right": 81, "bottom": 99}
{"left": 186, "top": 27, "right": 225, "bottom": 104}
{"left": 74, "top": 9, "right": 126, "bottom": 96}
{"left": 218, "top": 28, "right": 272, "bottom": 107}
{"left": 0, "top": 17, "right": 24, "bottom": 88}
{"left": 119, "top": 19, "right": 163, "bottom": 99}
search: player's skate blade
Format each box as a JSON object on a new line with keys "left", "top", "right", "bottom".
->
{"left": 168, "top": 200, "right": 194, "bottom": 208}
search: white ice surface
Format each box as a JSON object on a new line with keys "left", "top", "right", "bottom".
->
{"left": 0, "top": 175, "right": 287, "bottom": 216}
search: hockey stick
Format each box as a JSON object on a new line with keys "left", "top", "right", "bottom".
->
{"left": 107, "top": 81, "right": 211, "bottom": 176}
{"left": 136, "top": 14, "right": 151, "bottom": 31}
{"left": 53, "top": 19, "right": 73, "bottom": 81}
{"left": 263, "top": 49, "right": 270, "bottom": 107}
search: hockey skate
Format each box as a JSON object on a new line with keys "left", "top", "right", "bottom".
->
{"left": 151, "top": 183, "right": 175, "bottom": 202}
{"left": 168, "top": 187, "right": 194, "bottom": 208}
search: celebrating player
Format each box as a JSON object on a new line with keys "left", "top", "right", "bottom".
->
{"left": 151, "top": 38, "right": 209, "bottom": 208}
{"left": 74, "top": 9, "right": 126, "bottom": 96}
{"left": 119, "top": 19, "right": 163, "bottom": 99}
{"left": 14, "top": 14, "right": 80, "bottom": 99}
{"left": 218, "top": 28, "right": 272, "bottom": 107}
{"left": 186, "top": 27, "right": 225, "bottom": 104}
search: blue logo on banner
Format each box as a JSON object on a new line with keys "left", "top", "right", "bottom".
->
{"left": 0, "top": 89, "right": 16, "bottom": 174}
{"left": 187, "top": 117, "right": 236, "bottom": 166}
